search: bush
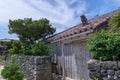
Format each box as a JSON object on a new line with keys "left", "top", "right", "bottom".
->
{"left": 23, "top": 42, "right": 50, "bottom": 56}
{"left": 1, "top": 64, "right": 24, "bottom": 80}
{"left": 8, "top": 40, "right": 50, "bottom": 56}
{"left": 108, "top": 10, "right": 120, "bottom": 31}
{"left": 22, "top": 43, "right": 33, "bottom": 55}
{"left": 8, "top": 40, "right": 23, "bottom": 54}
{"left": 87, "top": 30, "right": 120, "bottom": 61}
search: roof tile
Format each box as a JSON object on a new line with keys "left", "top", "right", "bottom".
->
{"left": 47, "top": 10, "right": 116, "bottom": 42}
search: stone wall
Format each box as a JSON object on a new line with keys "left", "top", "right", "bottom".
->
{"left": 7, "top": 56, "right": 52, "bottom": 80}
{"left": 87, "top": 59, "right": 120, "bottom": 80}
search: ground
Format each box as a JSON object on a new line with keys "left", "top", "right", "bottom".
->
{"left": 0, "top": 65, "right": 5, "bottom": 80}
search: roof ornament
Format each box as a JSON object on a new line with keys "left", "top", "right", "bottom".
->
{"left": 80, "top": 15, "right": 88, "bottom": 26}
{"left": 96, "top": 14, "right": 99, "bottom": 16}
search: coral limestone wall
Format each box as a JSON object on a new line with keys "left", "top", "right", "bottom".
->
{"left": 88, "top": 59, "right": 120, "bottom": 80}
{"left": 8, "top": 56, "right": 52, "bottom": 80}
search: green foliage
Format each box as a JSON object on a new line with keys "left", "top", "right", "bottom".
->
{"left": 23, "top": 42, "right": 50, "bottom": 56}
{"left": 8, "top": 18, "right": 56, "bottom": 43}
{"left": 53, "top": 74, "right": 63, "bottom": 80}
{"left": 1, "top": 64, "right": 24, "bottom": 80}
{"left": 8, "top": 40, "right": 23, "bottom": 54}
{"left": 22, "top": 43, "right": 33, "bottom": 55}
{"left": 0, "top": 41, "right": 12, "bottom": 50}
{"left": 33, "top": 42, "right": 50, "bottom": 56}
{"left": 93, "top": 77, "right": 99, "bottom": 80}
{"left": 6, "top": 42, "right": 12, "bottom": 49}
{"left": 31, "top": 42, "right": 50, "bottom": 56}
{"left": 10, "top": 54, "right": 18, "bottom": 64}
{"left": 0, "top": 41, "right": 12, "bottom": 56}
{"left": 108, "top": 10, "right": 120, "bottom": 31}
{"left": 82, "top": 77, "right": 99, "bottom": 80}
{"left": 87, "top": 30, "right": 120, "bottom": 61}
{"left": 8, "top": 40, "right": 50, "bottom": 56}
{"left": 8, "top": 18, "right": 53, "bottom": 55}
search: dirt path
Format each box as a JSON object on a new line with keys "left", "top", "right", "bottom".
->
{"left": 0, "top": 65, "right": 5, "bottom": 80}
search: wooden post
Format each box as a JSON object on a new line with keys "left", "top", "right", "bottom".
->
{"left": 62, "top": 43, "right": 65, "bottom": 80}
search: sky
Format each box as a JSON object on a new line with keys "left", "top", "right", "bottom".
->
{"left": 0, "top": 0, "right": 120, "bottom": 39}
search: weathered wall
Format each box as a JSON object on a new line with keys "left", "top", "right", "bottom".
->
{"left": 50, "top": 42, "right": 63, "bottom": 74}
{"left": 50, "top": 40, "right": 91, "bottom": 80}
{"left": 65, "top": 41, "right": 90, "bottom": 80}
{"left": 7, "top": 56, "right": 52, "bottom": 80}
{"left": 88, "top": 59, "right": 120, "bottom": 80}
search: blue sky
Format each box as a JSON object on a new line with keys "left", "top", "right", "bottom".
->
{"left": 0, "top": 0, "right": 120, "bottom": 39}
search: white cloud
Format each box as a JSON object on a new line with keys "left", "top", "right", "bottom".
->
{"left": 0, "top": 0, "right": 43, "bottom": 23}
{"left": 22, "top": 0, "right": 87, "bottom": 28}
{"left": 1, "top": 0, "right": 120, "bottom": 39}
{"left": 0, "top": 0, "right": 87, "bottom": 38}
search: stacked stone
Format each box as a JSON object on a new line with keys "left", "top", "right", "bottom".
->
{"left": 88, "top": 59, "right": 120, "bottom": 80}
{"left": 34, "top": 56, "right": 52, "bottom": 80}
{"left": 9, "top": 56, "right": 52, "bottom": 80}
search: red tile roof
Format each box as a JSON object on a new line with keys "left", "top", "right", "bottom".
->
{"left": 47, "top": 10, "right": 116, "bottom": 42}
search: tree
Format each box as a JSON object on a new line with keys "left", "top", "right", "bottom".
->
{"left": 108, "top": 10, "right": 120, "bottom": 31}
{"left": 8, "top": 18, "right": 56, "bottom": 43}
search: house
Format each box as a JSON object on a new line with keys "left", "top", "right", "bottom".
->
{"left": 0, "top": 38, "right": 12, "bottom": 42}
{"left": 47, "top": 10, "right": 117, "bottom": 80}
{"left": 0, "top": 38, "right": 12, "bottom": 55}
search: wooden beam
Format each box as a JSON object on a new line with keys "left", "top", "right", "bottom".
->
{"left": 50, "top": 30, "right": 93, "bottom": 43}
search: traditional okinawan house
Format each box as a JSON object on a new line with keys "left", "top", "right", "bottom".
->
{"left": 47, "top": 10, "right": 117, "bottom": 80}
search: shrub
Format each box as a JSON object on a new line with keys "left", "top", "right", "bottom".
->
{"left": 8, "top": 40, "right": 50, "bottom": 56}
{"left": 31, "top": 42, "right": 50, "bottom": 56}
{"left": 1, "top": 64, "right": 24, "bottom": 80}
{"left": 8, "top": 40, "right": 23, "bottom": 54}
{"left": 23, "top": 42, "right": 50, "bottom": 56}
{"left": 22, "top": 43, "right": 33, "bottom": 55}
{"left": 108, "top": 10, "right": 120, "bottom": 31}
{"left": 87, "top": 30, "right": 120, "bottom": 61}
